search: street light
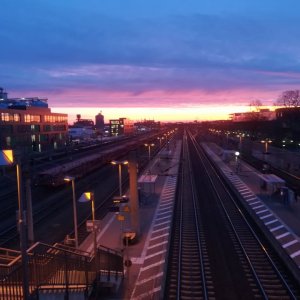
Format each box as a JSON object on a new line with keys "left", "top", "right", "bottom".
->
{"left": 79, "top": 192, "right": 97, "bottom": 259}
{"left": 0, "top": 150, "right": 30, "bottom": 299}
{"left": 157, "top": 137, "right": 164, "bottom": 148}
{"left": 64, "top": 175, "right": 79, "bottom": 248}
{"left": 111, "top": 160, "right": 128, "bottom": 196}
{"left": 235, "top": 151, "right": 240, "bottom": 173}
{"left": 237, "top": 133, "right": 244, "bottom": 150}
{"left": 261, "top": 139, "right": 272, "bottom": 153}
{"left": 144, "top": 143, "right": 155, "bottom": 161}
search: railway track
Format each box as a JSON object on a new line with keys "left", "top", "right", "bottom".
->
{"left": 165, "top": 132, "right": 211, "bottom": 299}
{"left": 0, "top": 139, "right": 155, "bottom": 249}
{"left": 166, "top": 129, "right": 300, "bottom": 299}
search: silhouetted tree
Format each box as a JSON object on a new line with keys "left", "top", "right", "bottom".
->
{"left": 277, "top": 90, "right": 300, "bottom": 107}
{"left": 249, "top": 99, "right": 262, "bottom": 112}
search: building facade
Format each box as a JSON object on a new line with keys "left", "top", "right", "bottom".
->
{"left": 230, "top": 109, "right": 276, "bottom": 122}
{"left": 95, "top": 111, "right": 105, "bottom": 131}
{"left": 109, "top": 118, "right": 134, "bottom": 136}
{"left": 0, "top": 92, "right": 68, "bottom": 153}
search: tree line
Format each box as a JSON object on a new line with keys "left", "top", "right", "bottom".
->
{"left": 249, "top": 90, "right": 300, "bottom": 109}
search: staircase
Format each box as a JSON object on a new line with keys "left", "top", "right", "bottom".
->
{"left": 0, "top": 242, "right": 124, "bottom": 299}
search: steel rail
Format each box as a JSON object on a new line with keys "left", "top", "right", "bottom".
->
{"left": 189, "top": 130, "right": 298, "bottom": 299}
{"left": 185, "top": 131, "right": 208, "bottom": 300}
{"left": 166, "top": 131, "right": 209, "bottom": 299}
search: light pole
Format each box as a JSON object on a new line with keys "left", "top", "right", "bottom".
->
{"left": 261, "top": 139, "right": 272, "bottom": 153}
{"left": 144, "top": 143, "right": 155, "bottom": 161}
{"left": 79, "top": 192, "right": 97, "bottom": 260}
{"left": 0, "top": 150, "right": 30, "bottom": 300}
{"left": 64, "top": 175, "right": 79, "bottom": 248}
{"left": 235, "top": 151, "right": 240, "bottom": 173}
{"left": 111, "top": 160, "right": 128, "bottom": 196}
{"left": 157, "top": 137, "right": 164, "bottom": 148}
{"left": 237, "top": 134, "right": 244, "bottom": 150}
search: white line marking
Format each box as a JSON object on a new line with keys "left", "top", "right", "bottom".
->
{"left": 276, "top": 232, "right": 290, "bottom": 239}
{"left": 244, "top": 194, "right": 256, "bottom": 199}
{"left": 156, "top": 215, "right": 171, "bottom": 221}
{"left": 256, "top": 209, "right": 269, "bottom": 214}
{"left": 260, "top": 213, "right": 273, "bottom": 220}
{"left": 290, "top": 250, "right": 300, "bottom": 258}
{"left": 152, "top": 226, "right": 170, "bottom": 234}
{"left": 136, "top": 272, "right": 163, "bottom": 286}
{"left": 153, "top": 220, "right": 170, "bottom": 227}
{"left": 157, "top": 211, "right": 171, "bottom": 217}
{"left": 150, "top": 233, "right": 169, "bottom": 241}
{"left": 283, "top": 240, "right": 298, "bottom": 248}
{"left": 140, "top": 260, "right": 165, "bottom": 272}
{"left": 159, "top": 204, "right": 173, "bottom": 210}
{"left": 145, "top": 249, "right": 166, "bottom": 260}
{"left": 252, "top": 205, "right": 264, "bottom": 209}
{"left": 270, "top": 225, "right": 284, "bottom": 232}
{"left": 265, "top": 219, "right": 278, "bottom": 225}
{"left": 249, "top": 201, "right": 260, "bottom": 205}
{"left": 241, "top": 191, "right": 253, "bottom": 195}
{"left": 132, "top": 286, "right": 162, "bottom": 300}
{"left": 148, "top": 240, "right": 168, "bottom": 250}
{"left": 158, "top": 205, "right": 172, "bottom": 211}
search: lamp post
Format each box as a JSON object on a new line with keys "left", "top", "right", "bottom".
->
{"left": 235, "top": 151, "right": 240, "bottom": 173}
{"left": 261, "top": 139, "right": 272, "bottom": 154}
{"left": 64, "top": 175, "right": 78, "bottom": 248}
{"left": 111, "top": 160, "right": 128, "bottom": 196}
{"left": 237, "top": 134, "right": 244, "bottom": 150}
{"left": 0, "top": 150, "right": 30, "bottom": 300}
{"left": 157, "top": 137, "right": 164, "bottom": 148}
{"left": 144, "top": 143, "right": 155, "bottom": 161}
{"left": 79, "top": 192, "right": 97, "bottom": 260}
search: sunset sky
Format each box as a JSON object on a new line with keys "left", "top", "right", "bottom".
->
{"left": 1, "top": 0, "right": 300, "bottom": 122}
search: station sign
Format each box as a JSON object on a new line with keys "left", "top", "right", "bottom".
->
{"left": 113, "top": 196, "right": 129, "bottom": 204}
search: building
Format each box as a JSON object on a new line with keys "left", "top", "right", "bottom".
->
{"left": 230, "top": 109, "right": 276, "bottom": 122}
{"left": 134, "top": 119, "right": 160, "bottom": 132}
{"left": 275, "top": 107, "right": 300, "bottom": 132}
{"left": 109, "top": 118, "right": 134, "bottom": 136}
{"left": 0, "top": 87, "right": 8, "bottom": 101}
{"left": 68, "top": 114, "right": 96, "bottom": 141}
{"left": 95, "top": 111, "right": 105, "bottom": 131}
{"left": 0, "top": 89, "right": 68, "bottom": 153}
{"left": 73, "top": 114, "right": 94, "bottom": 127}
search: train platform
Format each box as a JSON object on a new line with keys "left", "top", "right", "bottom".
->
{"left": 79, "top": 140, "right": 182, "bottom": 299}
{"left": 202, "top": 142, "right": 300, "bottom": 273}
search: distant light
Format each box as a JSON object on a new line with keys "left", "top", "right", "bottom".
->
{"left": 235, "top": 151, "right": 240, "bottom": 156}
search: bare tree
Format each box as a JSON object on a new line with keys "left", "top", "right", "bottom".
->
{"left": 249, "top": 99, "right": 262, "bottom": 112}
{"left": 277, "top": 90, "right": 300, "bottom": 107}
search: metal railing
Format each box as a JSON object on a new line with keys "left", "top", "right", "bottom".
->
{"left": 0, "top": 242, "right": 124, "bottom": 299}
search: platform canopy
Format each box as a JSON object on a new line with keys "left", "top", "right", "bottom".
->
{"left": 258, "top": 173, "right": 285, "bottom": 185}
{"left": 138, "top": 174, "right": 158, "bottom": 184}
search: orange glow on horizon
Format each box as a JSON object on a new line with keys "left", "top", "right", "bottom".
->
{"left": 53, "top": 105, "right": 276, "bottom": 124}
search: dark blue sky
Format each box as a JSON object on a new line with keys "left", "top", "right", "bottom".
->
{"left": 1, "top": 0, "right": 300, "bottom": 119}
